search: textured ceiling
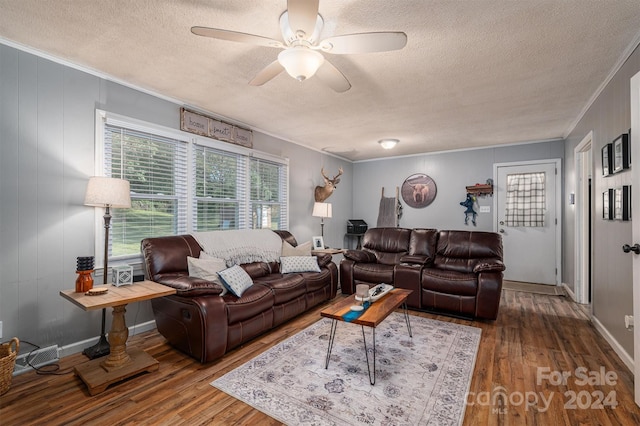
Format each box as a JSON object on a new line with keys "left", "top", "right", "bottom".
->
{"left": 1, "top": 1, "right": 640, "bottom": 161}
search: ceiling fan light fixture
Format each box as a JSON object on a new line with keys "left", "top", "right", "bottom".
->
{"left": 379, "top": 139, "right": 399, "bottom": 149}
{"left": 278, "top": 47, "right": 324, "bottom": 81}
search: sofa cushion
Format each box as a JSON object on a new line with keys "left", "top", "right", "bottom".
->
{"left": 280, "top": 256, "right": 321, "bottom": 273}
{"left": 408, "top": 228, "right": 438, "bottom": 262}
{"left": 254, "top": 273, "right": 307, "bottom": 304}
{"left": 362, "top": 228, "right": 412, "bottom": 265}
{"left": 187, "top": 256, "right": 228, "bottom": 296}
{"left": 282, "top": 240, "right": 312, "bottom": 256}
{"left": 218, "top": 265, "right": 254, "bottom": 297}
{"left": 421, "top": 268, "right": 478, "bottom": 296}
{"left": 223, "top": 284, "right": 274, "bottom": 324}
{"left": 434, "top": 230, "right": 503, "bottom": 273}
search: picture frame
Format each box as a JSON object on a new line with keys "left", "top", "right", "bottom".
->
{"left": 621, "top": 185, "right": 632, "bottom": 221}
{"left": 612, "top": 133, "right": 630, "bottom": 173}
{"left": 312, "top": 236, "right": 325, "bottom": 250}
{"left": 603, "top": 189, "right": 614, "bottom": 220}
{"left": 602, "top": 144, "right": 612, "bottom": 176}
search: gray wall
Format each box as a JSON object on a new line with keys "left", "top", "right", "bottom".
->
{"left": 353, "top": 141, "right": 564, "bottom": 232}
{"left": 0, "top": 43, "right": 351, "bottom": 351}
{"left": 564, "top": 45, "right": 640, "bottom": 356}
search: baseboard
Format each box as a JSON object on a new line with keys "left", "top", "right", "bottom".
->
{"left": 562, "top": 282, "right": 577, "bottom": 302}
{"left": 590, "top": 315, "right": 633, "bottom": 373}
{"left": 58, "top": 320, "right": 157, "bottom": 359}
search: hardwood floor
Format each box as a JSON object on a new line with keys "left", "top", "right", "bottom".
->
{"left": 1, "top": 289, "right": 639, "bottom": 425}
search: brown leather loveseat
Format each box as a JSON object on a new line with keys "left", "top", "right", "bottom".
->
{"left": 340, "top": 227, "right": 504, "bottom": 320}
{"left": 141, "top": 230, "right": 338, "bottom": 362}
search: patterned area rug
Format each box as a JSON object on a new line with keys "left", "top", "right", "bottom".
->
{"left": 211, "top": 313, "right": 481, "bottom": 425}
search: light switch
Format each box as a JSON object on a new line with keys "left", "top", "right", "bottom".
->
{"left": 479, "top": 206, "right": 490, "bottom": 213}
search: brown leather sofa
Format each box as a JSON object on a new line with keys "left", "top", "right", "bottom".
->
{"left": 140, "top": 231, "right": 338, "bottom": 363}
{"left": 340, "top": 227, "right": 505, "bottom": 320}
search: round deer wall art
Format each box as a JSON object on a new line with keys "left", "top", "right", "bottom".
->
{"left": 401, "top": 173, "right": 437, "bottom": 208}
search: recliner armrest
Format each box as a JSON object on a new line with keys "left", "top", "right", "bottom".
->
{"left": 153, "top": 273, "right": 224, "bottom": 297}
{"left": 343, "top": 249, "right": 377, "bottom": 263}
{"left": 314, "top": 253, "right": 333, "bottom": 268}
{"left": 399, "top": 254, "right": 433, "bottom": 265}
{"left": 473, "top": 260, "right": 506, "bottom": 273}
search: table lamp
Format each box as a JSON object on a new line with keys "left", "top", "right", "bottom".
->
{"left": 82, "top": 176, "right": 131, "bottom": 359}
{"left": 312, "top": 202, "right": 332, "bottom": 237}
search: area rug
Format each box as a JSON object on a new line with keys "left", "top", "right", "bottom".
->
{"left": 211, "top": 313, "right": 481, "bottom": 425}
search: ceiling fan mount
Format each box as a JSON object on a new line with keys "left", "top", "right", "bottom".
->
{"left": 191, "top": 0, "right": 407, "bottom": 92}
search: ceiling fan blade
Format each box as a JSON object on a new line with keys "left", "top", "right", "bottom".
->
{"left": 287, "top": 0, "right": 319, "bottom": 38}
{"left": 191, "top": 26, "right": 283, "bottom": 49}
{"left": 315, "top": 60, "right": 351, "bottom": 93}
{"left": 320, "top": 32, "right": 407, "bottom": 54}
{"left": 249, "top": 60, "right": 285, "bottom": 86}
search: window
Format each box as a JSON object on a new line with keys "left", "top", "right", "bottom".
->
{"left": 103, "top": 123, "right": 189, "bottom": 258}
{"left": 96, "top": 111, "right": 288, "bottom": 262}
{"left": 250, "top": 157, "right": 288, "bottom": 229}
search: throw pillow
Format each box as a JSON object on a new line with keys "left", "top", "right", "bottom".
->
{"left": 282, "top": 240, "right": 312, "bottom": 257}
{"left": 218, "top": 265, "right": 254, "bottom": 297}
{"left": 187, "top": 256, "right": 228, "bottom": 296}
{"left": 280, "top": 256, "right": 321, "bottom": 274}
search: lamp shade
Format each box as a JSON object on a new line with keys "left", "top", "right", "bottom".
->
{"left": 84, "top": 177, "right": 131, "bottom": 208}
{"left": 278, "top": 47, "right": 325, "bottom": 81}
{"left": 312, "top": 202, "right": 332, "bottom": 218}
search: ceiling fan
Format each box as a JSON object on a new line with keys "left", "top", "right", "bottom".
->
{"left": 191, "top": 0, "right": 407, "bottom": 92}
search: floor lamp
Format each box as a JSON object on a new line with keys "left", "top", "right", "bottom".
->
{"left": 82, "top": 176, "right": 131, "bottom": 359}
{"left": 312, "top": 202, "right": 332, "bottom": 238}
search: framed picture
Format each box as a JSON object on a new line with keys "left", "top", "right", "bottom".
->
{"left": 612, "top": 133, "right": 630, "bottom": 173}
{"left": 603, "top": 189, "right": 614, "bottom": 220}
{"left": 602, "top": 144, "right": 612, "bottom": 176}
{"left": 621, "top": 185, "right": 632, "bottom": 221}
{"left": 312, "top": 236, "right": 325, "bottom": 250}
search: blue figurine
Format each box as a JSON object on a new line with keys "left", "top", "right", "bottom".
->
{"left": 460, "top": 194, "right": 477, "bottom": 226}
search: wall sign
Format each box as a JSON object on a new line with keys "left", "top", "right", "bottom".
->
{"left": 180, "top": 108, "right": 253, "bottom": 148}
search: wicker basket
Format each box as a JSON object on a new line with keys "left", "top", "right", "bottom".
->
{"left": 0, "top": 337, "right": 19, "bottom": 396}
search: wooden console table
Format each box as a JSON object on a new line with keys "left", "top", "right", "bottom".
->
{"left": 60, "top": 280, "right": 175, "bottom": 395}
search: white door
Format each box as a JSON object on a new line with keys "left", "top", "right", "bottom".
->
{"left": 494, "top": 160, "right": 561, "bottom": 285}
{"left": 629, "top": 70, "right": 640, "bottom": 406}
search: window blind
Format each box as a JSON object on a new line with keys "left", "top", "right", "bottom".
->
{"left": 250, "top": 157, "right": 288, "bottom": 229}
{"left": 104, "top": 125, "right": 188, "bottom": 258}
{"left": 192, "top": 144, "right": 247, "bottom": 231}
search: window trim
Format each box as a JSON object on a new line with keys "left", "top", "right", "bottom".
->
{"left": 93, "top": 109, "right": 289, "bottom": 273}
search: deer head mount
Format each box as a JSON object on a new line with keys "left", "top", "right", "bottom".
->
{"left": 314, "top": 167, "right": 343, "bottom": 202}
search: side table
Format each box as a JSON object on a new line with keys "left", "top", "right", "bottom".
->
{"left": 60, "top": 280, "right": 175, "bottom": 395}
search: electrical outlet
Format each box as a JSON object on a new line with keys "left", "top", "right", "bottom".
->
{"left": 0, "top": 321, "right": 3, "bottom": 340}
{"left": 625, "top": 315, "right": 634, "bottom": 330}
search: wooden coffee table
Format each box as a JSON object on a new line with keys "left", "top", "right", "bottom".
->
{"left": 60, "top": 280, "right": 175, "bottom": 395}
{"left": 320, "top": 288, "right": 412, "bottom": 385}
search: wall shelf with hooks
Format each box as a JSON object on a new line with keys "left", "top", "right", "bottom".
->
{"left": 466, "top": 184, "right": 493, "bottom": 196}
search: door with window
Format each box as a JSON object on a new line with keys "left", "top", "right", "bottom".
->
{"left": 494, "top": 160, "right": 561, "bottom": 285}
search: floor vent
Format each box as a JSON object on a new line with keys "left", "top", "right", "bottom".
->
{"left": 13, "top": 344, "right": 59, "bottom": 376}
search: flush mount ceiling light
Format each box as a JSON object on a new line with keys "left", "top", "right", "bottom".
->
{"left": 379, "top": 139, "right": 399, "bottom": 149}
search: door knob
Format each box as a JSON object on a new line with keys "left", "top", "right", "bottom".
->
{"left": 622, "top": 244, "right": 640, "bottom": 254}
{"left": 499, "top": 221, "right": 504, "bottom": 225}
{"left": 499, "top": 229, "right": 505, "bottom": 233}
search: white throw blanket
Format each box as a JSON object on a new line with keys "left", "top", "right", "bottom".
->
{"left": 192, "top": 229, "right": 283, "bottom": 267}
